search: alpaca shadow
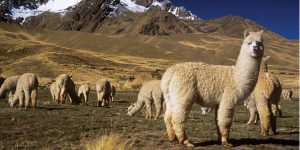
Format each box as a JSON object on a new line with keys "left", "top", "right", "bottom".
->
{"left": 36, "top": 106, "right": 66, "bottom": 111}
{"left": 278, "top": 115, "right": 293, "bottom": 118}
{"left": 113, "top": 100, "right": 129, "bottom": 104}
{"left": 194, "top": 138, "right": 299, "bottom": 147}
{"left": 278, "top": 130, "right": 299, "bottom": 135}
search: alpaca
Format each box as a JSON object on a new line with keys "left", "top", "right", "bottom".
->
{"left": 111, "top": 85, "right": 116, "bottom": 102}
{"left": 0, "top": 75, "right": 21, "bottom": 100}
{"left": 96, "top": 79, "right": 111, "bottom": 107}
{"left": 244, "top": 56, "right": 282, "bottom": 135}
{"left": 161, "top": 30, "right": 264, "bottom": 147}
{"left": 282, "top": 89, "right": 293, "bottom": 101}
{"left": 51, "top": 74, "right": 80, "bottom": 104}
{"left": 78, "top": 84, "right": 90, "bottom": 104}
{"left": 9, "top": 73, "right": 39, "bottom": 109}
{"left": 127, "top": 80, "right": 164, "bottom": 119}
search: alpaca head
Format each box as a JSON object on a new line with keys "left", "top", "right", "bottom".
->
{"left": 242, "top": 30, "right": 264, "bottom": 58}
{"left": 262, "top": 56, "right": 270, "bottom": 72}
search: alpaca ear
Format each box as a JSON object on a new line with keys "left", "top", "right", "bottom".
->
{"left": 260, "top": 30, "right": 264, "bottom": 34}
{"left": 244, "top": 30, "right": 249, "bottom": 38}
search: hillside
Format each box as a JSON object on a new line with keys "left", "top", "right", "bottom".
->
{"left": 0, "top": 23, "right": 298, "bottom": 91}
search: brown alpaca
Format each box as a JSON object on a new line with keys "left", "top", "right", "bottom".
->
{"left": 246, "top": 56, "right": 282, "bottom": 135}
{"left": 161, "top": 31, "right": 264, "bottom": 147}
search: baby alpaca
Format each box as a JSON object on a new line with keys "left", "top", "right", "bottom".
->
{"left": 161, "top": 31, "right": 264, "bottom": 147}
{"left": 96, "top": 79, "right": 111, "bottom": 107}
{"left": 127, "top": 80, "right": 164, "bottom": 119}
{"left": 78, "top": 84, "right": 90, "bottom": 103}
{"left": 244, "top": 56, "right": 282, "bottom": 135}
{"left": 0, "top": 75, "right": 20, "bottom": 100}
{"left": 9, "top": 73, "right": 39, "bottom": 109}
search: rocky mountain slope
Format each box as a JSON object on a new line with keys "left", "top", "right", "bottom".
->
{"left": 21, "top": 0, "right": 286, "bottom": 40}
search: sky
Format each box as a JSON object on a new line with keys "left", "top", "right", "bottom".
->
{"left": 171, "top": 0, "right": 299, "bottom": 40}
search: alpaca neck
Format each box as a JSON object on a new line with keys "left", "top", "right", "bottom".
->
{"left": 234, "top": 49, "right": 262, "bottom": 100}
{"left": 128, "top": 101, "right": 144, "bottom": 116}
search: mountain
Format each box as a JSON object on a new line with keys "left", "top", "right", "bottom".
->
{"left": 21, "top": 0, "right": 202, "bottom": 33}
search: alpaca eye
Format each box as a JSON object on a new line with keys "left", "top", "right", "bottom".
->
{"left": 248, "top": 42, "right": 252, "bottom": 45}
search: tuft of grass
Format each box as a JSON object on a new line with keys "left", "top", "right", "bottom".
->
{"left": 85, "top": 133, "right": 133, "bottom": 150}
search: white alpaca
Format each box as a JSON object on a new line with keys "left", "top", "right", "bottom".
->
{"left": 161, "top": 30, "right": 264, "bottom": 147}
{"left": 0, "top": 75, "right": 21, "bottom": 100}
{"left": 127, "top": 80, "right": 164, "bottom": 119}
{"left": 9, "top": 73, "right": 39, "bottom": 109}
{"left": 96, "top": 79, "right": 111, "bottom": 107}
{"left": 78, "top": 84, "right": 90, "bottom": 104}
{"left": 51, "top": 74, "right": 80, "bottom": 104}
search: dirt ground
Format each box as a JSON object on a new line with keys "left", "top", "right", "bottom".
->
{"left": 0, "top": 89, "right": 298, "bottom": 149}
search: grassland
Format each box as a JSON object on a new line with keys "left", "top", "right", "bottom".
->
{"left": 0, "top": 89, "right": 298, "bottom": 149}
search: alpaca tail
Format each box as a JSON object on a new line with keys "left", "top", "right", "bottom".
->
{"left": 161, "top": 66, "right": 175, "bottom": 106}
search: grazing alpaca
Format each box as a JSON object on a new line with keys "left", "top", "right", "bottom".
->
{"left": 111, "top": 85, "right": 116, "bottom": 102}
{"left": 96, "top": 79, "right": 111, "bottom": 107}
{"left": 161, "top": 30, "right": 264, "bottom": 147}
{"left": 244, "top": 56, "right": 282, "bottom": 135}
{"left": 78, "top": 84, "right": 90, "bottom": 104}
{"left": 9, "top": 73, "right": 39, "bottom": 109}
{"left": 127, "top": 80, "right": 164, "bottom": 119}
{"left": 0, "top": 75, "right": 20, "bottom": 100}
{"left": 51, "top": 74, "right": 80, "bottom": 104}
{"left": 282, "top": 89, "right": 293, "bottom": 101}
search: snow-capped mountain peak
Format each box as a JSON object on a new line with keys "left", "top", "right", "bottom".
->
{"left": 11, "top": 0, "right": 200, "bottom": 21}
{"left": 120, "top": 0, "right": 149, "bottom": 12}
{"left": 12, "top": 0, "right": 81, "bottom": 19}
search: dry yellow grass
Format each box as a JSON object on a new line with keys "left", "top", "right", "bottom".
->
{"left": 85, "top": 134, "right": 132, "bottom": 150}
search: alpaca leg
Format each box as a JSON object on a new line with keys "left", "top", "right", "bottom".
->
{"left": 55, "top": 89, "right": 60, "bottom": 104}
{"left": 214, "top": 105, "right": 221, "bottom": 142}
{"left": 154, "top": 98, "right": 162, "bottom": 119}
{"left": 247, "top": 108, "right": 257, "bottom": 124}
{"left": 60, "top": 88, "right": 66, "bottom": 104}
{"left": 145, "top": 99, "right": 152, "bottom": 119}
{"left": 171, "top": 105, "right": 194, "bottom": 146}
{"left": 216, "top": 106, "right": 235, "bottom": 147}
{"left": 24, "top": 90, "right": 31, "bottom": 110}
{"left": 164, "top": 108, "right": 177, "bottom": 142}
{"left": 84, "top": 93, "right": 87, "bottom": 103}
{"left": 18, "top": 93, "right": 24, "bottom": 109}
{"left": 31, "top": 90, "right": 37, "bottom": 109}
{"left": 270, "top": 104, "right": 278, "bottom": 135}
{"left": 256, "top": 100, "right": 271, "bottom": 136}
